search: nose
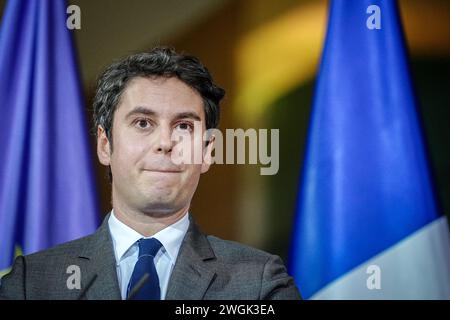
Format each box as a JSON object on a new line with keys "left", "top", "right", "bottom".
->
{"left": 153, "top": 124, "right": 173, "bottom": 154}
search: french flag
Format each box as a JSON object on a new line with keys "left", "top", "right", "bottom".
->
{"left": 289, "top": 0, "right": 450, "bottom": 299}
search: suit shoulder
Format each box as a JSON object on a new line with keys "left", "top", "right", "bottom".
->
{"left": 204, "top": 235, "right": 301, "bottom": 300}
{"left": 25, "top": 232, "right": 96, "bottom": 261}
{"left": 206, "top": 235, "right": 276, "bottom": 263}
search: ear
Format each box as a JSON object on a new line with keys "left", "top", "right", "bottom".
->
{"left": 97, "top": 126, "right": 111, "bottom": 166}
{"left": 201, "top": 135, "right": 215, "bottom": 174}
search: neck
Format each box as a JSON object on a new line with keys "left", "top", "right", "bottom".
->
{"left": 112, "top": 200, "right": 189, "bottom": 237}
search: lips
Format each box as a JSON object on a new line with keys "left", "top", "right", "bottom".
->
{"left": 143, "top": 168, "right": 182, "bottom": 173}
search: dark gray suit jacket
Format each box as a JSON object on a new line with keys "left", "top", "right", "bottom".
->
{"left": 0, "top": 215, "right": 301, "bottom": 300}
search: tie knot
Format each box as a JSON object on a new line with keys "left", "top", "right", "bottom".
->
{"left": 138, "top": 238, "right": 162, "bottom": 257}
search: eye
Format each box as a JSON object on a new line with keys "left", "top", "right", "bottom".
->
{"left": 175, "top": 122, "right": 193, "bottom": 132}
{"left": 134, "top": 118, "right": 152, "bottom": 130}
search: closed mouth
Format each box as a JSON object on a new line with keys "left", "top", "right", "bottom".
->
{"left": 143, "top": 169, "right": 182, "bottom": 173}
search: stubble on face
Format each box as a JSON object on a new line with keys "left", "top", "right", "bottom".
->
{"left": 99, "top": 76, "right": 212, "bottom": 235}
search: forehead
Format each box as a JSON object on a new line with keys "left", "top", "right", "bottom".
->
{"left": 115, "top": 76, "right": 205, "bottom": 119}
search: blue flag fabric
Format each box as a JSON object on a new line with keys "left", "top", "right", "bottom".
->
{"left": 0, "top": 0, "right": 99, "bottom": 272}
{"left": 289, "top": 0, "right": 448, "bottom": 299}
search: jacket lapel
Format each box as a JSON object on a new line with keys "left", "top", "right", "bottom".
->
{"left": 165, "top": 216, "right": 216, "bottom": 300}
{"left": 76, "top": 214, "right": 122, "bottom": 300}
{"left": 74, "top": 213, "right": 216, "bottom": 300}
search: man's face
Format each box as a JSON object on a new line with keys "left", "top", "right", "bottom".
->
{"left": 97, "top": 76, "right": 213, "bottom": 215}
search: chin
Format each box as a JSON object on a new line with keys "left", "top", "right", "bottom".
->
{"left": 140, "top": 196, "right": 183, "bottom": 214}
{"left": 140, "top": 206, "right": 184, "bottom": 218}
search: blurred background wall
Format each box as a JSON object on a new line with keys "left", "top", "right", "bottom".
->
{"left": 0, "top": 0, "right": 449, "bottom": 262}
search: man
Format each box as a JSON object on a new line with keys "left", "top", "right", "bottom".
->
{"left": 0, "top": 47, "right": 301, "bottom": 300}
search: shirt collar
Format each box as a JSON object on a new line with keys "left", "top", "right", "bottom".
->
{"left": 108, "top": 209, "right": 190, "bottom": 265}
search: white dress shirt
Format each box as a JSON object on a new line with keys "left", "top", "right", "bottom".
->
{"left": 108, "top": 210, "right": 189, "bottom": 300}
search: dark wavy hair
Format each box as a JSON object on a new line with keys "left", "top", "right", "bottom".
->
{"left": 92, "top": 47, "right": 225, "bottom": 146}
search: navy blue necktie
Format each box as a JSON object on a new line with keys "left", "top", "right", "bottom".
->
{"left": 127, "top": 238, "right": 162, "bottom": 300}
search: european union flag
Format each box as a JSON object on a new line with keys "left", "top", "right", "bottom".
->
{"left": 0, "top": 0, "right": 99, "bottom": 276}
{"left": 289, "top": 0, "right": 450, "bottom": 299}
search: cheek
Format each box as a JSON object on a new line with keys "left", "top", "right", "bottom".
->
{"left": 181, "top": 165, "right": 202, "bottom": 188}
{"left": 171, "top": 137, "right": 206, "bottom": 166}
{"left": 111, "top": 139, "right": 147, "bottom": 173}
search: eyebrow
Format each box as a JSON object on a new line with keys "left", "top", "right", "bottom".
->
{"left": 173, "top": 112, "right": 201, "bottom": 122}
{"left": 125, "top": 106, "right": 202, "bottom": 122}
{"left": 125, "top": 106, "right": 157, "bottom": 119}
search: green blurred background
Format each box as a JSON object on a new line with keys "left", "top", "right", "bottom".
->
{"left": 0, "top": 0, "right": 449, "bottom": 262}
